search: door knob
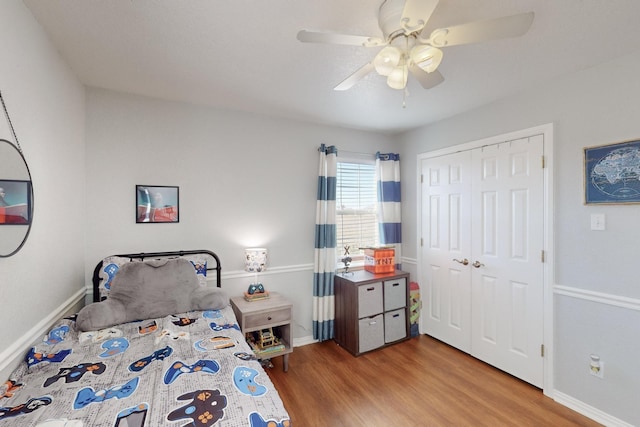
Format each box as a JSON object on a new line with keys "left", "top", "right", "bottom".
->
{"left": 453, "top": 258, "right": 469, "bottom": 265}
{"left": 472, "top": 261, "right": 485, "bottom": 268}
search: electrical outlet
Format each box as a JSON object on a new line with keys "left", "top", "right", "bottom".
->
{"left": 590, "top": 362, "right": 604, "bottom": 378}
{"left": 589, "top": 355, "right": 604, "bottom": 378}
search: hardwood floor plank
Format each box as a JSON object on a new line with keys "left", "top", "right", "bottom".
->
{"left": 266, "top": 335, "right": 601, "bottom": 426}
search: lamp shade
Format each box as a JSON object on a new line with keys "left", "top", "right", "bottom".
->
{"left": 244, "top": 248, "right": 267, "bottom": 272}
{"left": 374, "top": 46, "right": 402, "bottom": 76}
{"left": 387, "top": 65, "right": 408, "bottom": 89}
{"left": 410, "top": 45, "right": 443, "bottom": 73}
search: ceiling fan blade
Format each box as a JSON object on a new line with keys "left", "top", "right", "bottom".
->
{"left": 408, "top": 64, "right": 444, "bottom": 89}
{"left": 423, "top": 11, "right": 534, "bottom": 47}
{"left": 297, "top": 30, "right": 385, "bottom": 47}
{"left": 334, "top": 62, "right": 375, "bottom": 91}
{"left": 401, "top": 0, "right": 440, "bottom": 33}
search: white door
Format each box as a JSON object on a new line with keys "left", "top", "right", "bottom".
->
{"left": 421, "top": 135, "right": 545, "bottom": 387}
{"left": 470, "top": 136, "right": 544, "bottom": 387}
{"left": 421, "top": 151, "right": 472, "bottom": 353}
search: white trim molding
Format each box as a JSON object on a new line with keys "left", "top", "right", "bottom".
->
{"left": 0, "top": 287, "right": 85, "bottom": 377}
{"left": 553, "top": 391, "right": 634, "bottom": 427}
{"left": 221, "top": 263, "right": 314, "bottom": 280}
{"left": 554, "top": 285, "right": 640, "bottom": 312}
{"left": 83, "top": 263, "right": 316, "bottom": 295}
{"left": 401, "top": 257, "right": 417, "bottom": 266}
{"left": 293, "top": 335, "right": 318, "bottom": 347}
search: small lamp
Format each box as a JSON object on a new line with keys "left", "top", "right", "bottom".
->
{"left": 244, "top": 248, "right": 268, "bottom": 296}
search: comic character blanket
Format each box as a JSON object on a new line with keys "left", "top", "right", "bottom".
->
{"left": 0, "top": 306, "right": 290, "bottom": 427}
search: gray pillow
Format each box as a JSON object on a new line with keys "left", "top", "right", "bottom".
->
{"left": 77, "top": 257, "right": 227, "bottom": 331}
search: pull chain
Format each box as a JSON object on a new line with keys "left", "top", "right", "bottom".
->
{"left": 0, "top": 91, "right": 22, "bottom": 153}
{"left": 402, "top": 36, "right": 409, "bottom": 109}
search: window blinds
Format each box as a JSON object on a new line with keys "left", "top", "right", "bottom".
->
{"left": 336, "top": 162, "right": 379, "bottom": 254}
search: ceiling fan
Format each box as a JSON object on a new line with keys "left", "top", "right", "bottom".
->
{"left": 297, "top": 0, "right": 534, "bottom": 91}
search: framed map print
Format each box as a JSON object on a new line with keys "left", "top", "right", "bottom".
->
{"left": 584, "top": 139, "right": 640, "bottom": 204}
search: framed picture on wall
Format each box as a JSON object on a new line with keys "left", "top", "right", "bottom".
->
{"left": 584, "top": 139, "right": 640, "bottom": 204}
{"left": 136, "top": 185, "right": 179, "bottom": 223}
{"left": 0, "top": 179, "right": 31, "bottom": 224}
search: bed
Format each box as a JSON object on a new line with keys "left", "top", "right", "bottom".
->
{"left": 0, "top": 250, "right": 291, "bottom": 427}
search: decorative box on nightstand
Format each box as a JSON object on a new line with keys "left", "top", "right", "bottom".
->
{"left": 230, "top": 292, "right": 293, "bottom": 372}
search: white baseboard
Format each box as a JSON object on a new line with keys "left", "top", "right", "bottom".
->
{"left": 293, "top": 335, "right": 317, "bottom": 347}
{"left": 0, "top": 287, "right": 85, "bottom": 381}
{"left": 553, "top": 390, "right": 633, "bottom": 427}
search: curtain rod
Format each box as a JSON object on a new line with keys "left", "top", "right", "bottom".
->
{"left": 339, "top": 150, "right": 375, "bottom": 158}
{"left": 318, "top": 145, "right": 376, "bottom": 159}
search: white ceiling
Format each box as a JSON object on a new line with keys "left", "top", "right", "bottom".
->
{"left": 23, "top": 0, "right": 640, "bottom": 134}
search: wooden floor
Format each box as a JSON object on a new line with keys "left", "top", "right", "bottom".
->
{"left": 266, "top": 335, "right": 600, "bottom": 427}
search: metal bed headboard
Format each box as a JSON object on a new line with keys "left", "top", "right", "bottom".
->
{"left": 91, "top": 249, "right": 222, "bottom": 302}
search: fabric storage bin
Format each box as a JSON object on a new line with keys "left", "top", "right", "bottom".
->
{"left": 384, "top": 277, "right": 406, "bottom": 311}
{"left": 359, "top": 314, "right": 384, "bottom": 353}
{"left": 358, "top": 281, "right": 383, "bottom": 318}
{"left": 384, "top": 309, "right": 406, "bottom": 343}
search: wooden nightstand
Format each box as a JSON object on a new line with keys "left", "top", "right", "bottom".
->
{"left": 230, "top": 292, "right": 293, "bottom": 372}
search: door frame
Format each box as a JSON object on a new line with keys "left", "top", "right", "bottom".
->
{"left": 416, "top": 123, "right": 554, "bottom": 395}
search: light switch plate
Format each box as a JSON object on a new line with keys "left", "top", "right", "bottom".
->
{"left": 591, "top": 213, "right": 606, "bottom": 231}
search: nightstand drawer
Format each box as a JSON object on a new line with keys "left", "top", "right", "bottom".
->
{"left": 244, "top": 307, "right": 291, "bottom": 329}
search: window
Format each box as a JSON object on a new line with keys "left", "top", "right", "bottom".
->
{"left": 336, "top": 161, "right": 379, "bottom": 259}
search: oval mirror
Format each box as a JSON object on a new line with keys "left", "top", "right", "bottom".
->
{"left": 0, "top": 139, "right": 33, "bottom": 257}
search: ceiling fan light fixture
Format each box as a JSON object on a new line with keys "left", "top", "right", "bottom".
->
{"left": 297, "top": 3, "right": 534, "bottom": 94}
{"left": 387, "top": 65, "right": 408, "bottom": 90}
{"left": 411, "top": 45, "right": 443, "bottom": 73}
{"left": 374, "top": 46, "right": 402, "bottom": 76}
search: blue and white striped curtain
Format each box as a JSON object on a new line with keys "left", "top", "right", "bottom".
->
{"left": 313, "top": 144, "right": 337, "bottom": 341}
{"left": 376, "top": 152, "right": 402, "bottom": 270}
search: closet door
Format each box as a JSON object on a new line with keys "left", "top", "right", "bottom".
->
{"left": 421, "top": 151, "right": 472, "bottom": 352}
{"left": 420, "top": 135, "right": 545, "bottom": 387}
{"left": 470, "top": 136, "right": 544, "bottom": 387}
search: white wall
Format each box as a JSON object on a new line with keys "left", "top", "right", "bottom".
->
{"left": 398, "top": 51, "right": 640, "bottom": 426}
{"left": 4, "top": 1, "right": 636, "bottom": 423}
{"left": 0, "top": 0, "right": 86, "bottom": 380}
{"left": 84, "top": 88, "right": 396, "bottom": 342}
